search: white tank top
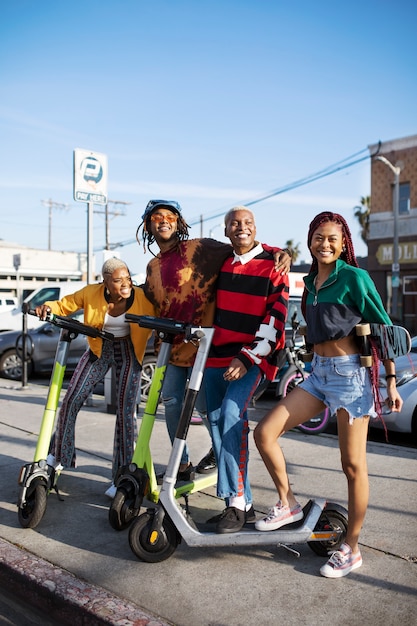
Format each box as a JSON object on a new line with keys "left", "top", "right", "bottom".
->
{"left": 103, "top": 312, "right": 130, "bottom": 338}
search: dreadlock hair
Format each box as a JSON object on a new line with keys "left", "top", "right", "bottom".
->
{"left": 135, "top": 208, "right": 190, "bottom": 256}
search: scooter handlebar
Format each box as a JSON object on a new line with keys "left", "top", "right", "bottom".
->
{"left": 27, "top": 309, "right": 114, "bottom": 341}
{"left": 125, "top": 314, "right": 189, "bottom": 336}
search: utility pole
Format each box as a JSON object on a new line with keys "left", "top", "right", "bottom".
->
{"left": 41, "top": 198, "right": 70, "bottom": 250}
{"left": 94, "top": 199, "right": 131, "bottom": 250}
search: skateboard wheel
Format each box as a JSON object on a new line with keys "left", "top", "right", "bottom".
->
{"left": 360, "top": 355, "right": 373, "bottom": 367}
{"left": 356, "top": 323, "right": 371, "bottom": 337}
{"left": 300, "top": 350, "right": 313, "bottom": 362}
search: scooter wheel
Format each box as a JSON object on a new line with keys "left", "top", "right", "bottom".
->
{"left": 18, "top": 480, "right": 48, "bottom": 529}
{"left": 109, "top": 488, "right": 137, "bottom": 531}
{"left": 308, "top": 503, "right": 348, "bottom": 556}
{"left": 129, "top": 511, "right": 181, "bottom": 563}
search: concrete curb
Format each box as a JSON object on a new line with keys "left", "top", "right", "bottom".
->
{"left": 0, "top": 538, "right": 172, "bottom": 626}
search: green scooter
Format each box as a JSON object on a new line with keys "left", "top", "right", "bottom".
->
{"left": 108, "top": 314, "right": 217, "bottom": 531}
{"left": 17, "top": 311, "right": 113, "bottom": 529}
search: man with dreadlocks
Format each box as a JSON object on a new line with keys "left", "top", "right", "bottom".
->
{"left": 137, "top": 200, "right": 291, "bottom": 481}
{"left": 254, "top": 211, "right": 402, "bottom": 578}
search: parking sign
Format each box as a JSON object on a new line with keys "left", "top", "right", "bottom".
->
{"left": 73, "top": 149, "right": 108, "bottom": 205}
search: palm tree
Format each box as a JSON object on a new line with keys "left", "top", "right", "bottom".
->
{"left": 285, "top": 239, "right": 301, "bottom": 263}
{"left": 354, "top": 196, "right": 371, "bottom": 244}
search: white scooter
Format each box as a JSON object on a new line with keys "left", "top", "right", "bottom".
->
{"left": 125, "top": 317, "right": 348, "bottom": 563}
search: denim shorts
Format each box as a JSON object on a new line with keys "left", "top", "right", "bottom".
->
{"left": 299, "top": 353, "right": 376, "bottom": 422}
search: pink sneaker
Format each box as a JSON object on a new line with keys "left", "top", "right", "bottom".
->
{"left": 320, "top": 543, "right": 362, "bottom": 578}
{"left": 255, "top": 501, "right": 303, "bottom": 531}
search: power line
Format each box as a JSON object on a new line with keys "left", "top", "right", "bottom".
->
{"left": 94, "top": 199, "right": 131, "bottom": 250}
{"left": 41, "top": 198, "right": 71, "bottom": 250}
{"left": 108, "top": 143, "right": 381, "bottom": 248}
{"left": 188, "top": 146, "right": 378, "bottom": 228}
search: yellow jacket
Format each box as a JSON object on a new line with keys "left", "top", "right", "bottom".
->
{"left": 45, "top": 283, "right": 155, "bottom": 363}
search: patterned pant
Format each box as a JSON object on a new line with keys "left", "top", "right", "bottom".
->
{"left": 51, "top": 337, "right": 141, "bottom": 480}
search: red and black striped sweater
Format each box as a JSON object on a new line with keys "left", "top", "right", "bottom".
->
{"left": 206, "top": 243, "right": 289, "bottom": 381}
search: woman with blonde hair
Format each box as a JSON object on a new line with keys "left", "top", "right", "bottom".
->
{"left": 35, "top": 258, "right": 154, "bottom": 498}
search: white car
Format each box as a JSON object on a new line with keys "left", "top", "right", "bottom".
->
{"left": 376, "top": 336, "right": 417, "bottom": 443}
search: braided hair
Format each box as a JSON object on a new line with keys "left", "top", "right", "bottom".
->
{"left": 136, "top": 205, "right": 190, "bottom": 256}
{"left": 302, "top": 211, "right": 384, "bottom": 429}
{"left": 301, "top": 211, "right": 358, "bottom": 317}
{"left": 307, "top": 211, "right": 358, "bottom": 272}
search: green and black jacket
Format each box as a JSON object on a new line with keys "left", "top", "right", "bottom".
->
{"left": 303, "top": 259, "right": 391, "bottom": 346}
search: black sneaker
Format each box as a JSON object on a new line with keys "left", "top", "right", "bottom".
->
{"left": 216, "top": 507, "right": 245, "bottom": 534}
{"left": 196, "top": 448, "right": 217, "bottom": 474}
{"left": 245, "top": 505, "right": 256, "bottom": 524}
{"left": 156, "top": 463, "right": 195, "bottom": 485}
{"left": 207, "top": 504, "right": 256, "bottom": 524}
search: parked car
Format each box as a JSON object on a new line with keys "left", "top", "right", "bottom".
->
{"left": 0, "top": 295, "right": 18, "bottom": 312}
{"left": 0, "top": 311, "right": 88, "bottom": 380}
{"left": 0, "top": 282, "right": 86, "bottom": 332}
{"left": 0, "top": 312, "right": 157, "bottom": 402}
{"left": 375, "top": 335, "right": 417, "bottom": 443}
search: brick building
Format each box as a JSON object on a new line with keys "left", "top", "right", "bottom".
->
{"left": 368, "top": 134, "right": 417, "bottom": 334}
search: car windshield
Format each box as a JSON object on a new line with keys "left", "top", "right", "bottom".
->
{"left": 27, "top": 288, "right": 61, "bottom": 308}
{"left": 286, "top": 298, "right": 305, "bottom": 329}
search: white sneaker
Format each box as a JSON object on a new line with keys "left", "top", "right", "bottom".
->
{"left": 105, "top": 483, "right": 117, "bottom": 499}
{"left": 320, "top": 543, "right": 363, "bottom": 578}
{"left": 255, "top": 501, "right": 303, "bottom": 531}
{"left": 46, "top": 453, "right": 63, "bottom": 472}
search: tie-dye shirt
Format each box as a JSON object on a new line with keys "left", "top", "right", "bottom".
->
{"left": 143, "top": 238, "right": 232, "bottom": 366}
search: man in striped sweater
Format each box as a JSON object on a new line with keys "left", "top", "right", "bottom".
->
{"left": 205, "top": 206, "right": 289, "bottom": 533}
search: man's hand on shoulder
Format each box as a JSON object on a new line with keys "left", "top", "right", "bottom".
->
{"left": 274, "top": 248, "right": 292, "bottom": 275}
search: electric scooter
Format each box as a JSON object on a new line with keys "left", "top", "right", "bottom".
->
{"left": 124, "top": 318, "right": 348, "bottom": 563}
{"left": 17, "top": 311, "right": 114, "bottom": 529}
{"left": 108, "top": 314, "right": 217, "bottom": 531}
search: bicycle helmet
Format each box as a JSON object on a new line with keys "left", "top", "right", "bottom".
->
{"left": 137, "top": 199, "right": 189, "bottom": 255}
{"left": 141, "top": 199, "right": 182, "bottom": 221}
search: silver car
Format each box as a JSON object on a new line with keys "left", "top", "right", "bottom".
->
{"left": 376, "top": 335, "right": 417, "bottom": 443}
{"left": 0, "top": 312, "right": 87, "bottom": 380}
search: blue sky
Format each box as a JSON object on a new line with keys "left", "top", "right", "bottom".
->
{"left": 1, "top": 0, "right": 416, "bottom": 279}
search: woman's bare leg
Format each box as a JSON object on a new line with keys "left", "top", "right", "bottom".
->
{"left": 254, "top": 387, "right": 326, "bottom": 508}
{"left": 336, "top": 410, "right": 369, "bottom": 554}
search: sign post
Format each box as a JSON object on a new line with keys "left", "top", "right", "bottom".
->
{"left": 73, "top": 149, "right": 108, "bottom": 283}
{"left": 13, "top": 253, "right": 21, "bottom": 305}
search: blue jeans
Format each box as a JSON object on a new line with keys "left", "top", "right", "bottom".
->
{"left": 205, "top": 366, "right": 262, "bottom": 505}
{"left": 161, "top": 363, "right": 207, "bottom": 465}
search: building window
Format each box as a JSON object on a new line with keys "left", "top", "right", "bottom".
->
{"left": 399, "top": 182, "right": 410, "bottom": 215}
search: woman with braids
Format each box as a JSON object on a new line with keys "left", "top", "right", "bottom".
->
{"left": 137, "top": 200, "right": 291, "bottom": 480}
{"left": 253, "top": 211, "right": 402, "bottom": 578}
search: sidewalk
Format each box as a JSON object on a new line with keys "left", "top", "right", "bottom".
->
{"left": 0, "top": 379, "right": 416, "bottom": 626}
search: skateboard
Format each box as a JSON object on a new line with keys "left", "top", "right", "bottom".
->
{"left": 298, "top": 323, "right": 410, "bottom": 366}
{"left": 356, "top": 323, "right": 411, "bottom": 366}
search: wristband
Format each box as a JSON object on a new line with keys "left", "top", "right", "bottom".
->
{"left": 385, "top": 374, "right": 396, "bottom": 380}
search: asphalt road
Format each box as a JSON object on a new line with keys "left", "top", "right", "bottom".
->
{"left": 0, "top": 588, "right": 56, "bottom": 626}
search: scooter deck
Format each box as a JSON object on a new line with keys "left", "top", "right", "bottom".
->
{"left": 159, "top": 491, "right": 332, "bottom": 547}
